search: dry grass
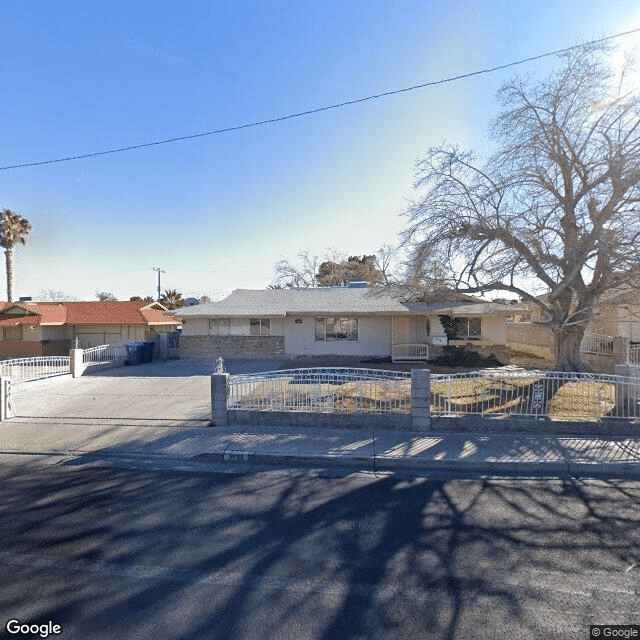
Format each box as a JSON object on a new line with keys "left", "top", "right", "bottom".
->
{"left": 231, "top": 378, "right": 411, "bottom": 413}
{"left": 232, "top": 374, "right": 620, "bottom": 419}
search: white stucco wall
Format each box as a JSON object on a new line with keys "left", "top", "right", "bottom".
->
{"left": 480, "top": 315, "right": 508, "bottom": 344}
{"left": 283, "top": 315, "right": 391, "bottom": 357}
{"left": 71, "top": 323, "right": 146, "bottom": 346}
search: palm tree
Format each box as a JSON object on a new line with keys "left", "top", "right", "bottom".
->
{"left": 159, "top": 289, "right": 186, "bottom": 310}
{"left": 0, "top": 209, "right": 32, "bottom": 302}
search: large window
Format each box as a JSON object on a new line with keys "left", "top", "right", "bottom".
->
{"left": 3, "top": 325, "right": 22, "bottom": 340}
{"left": 452, "top": 317, "right": 481, "bottom": 338}
{"left": 249, "top": 318, "right": 271, "bottom": 336}
{"left": 209, "top": 319, "right": 230, "bottom": 335}
{"left": 315, "top": 317, "right": 358, "bottom": 341}
{"left": 209, "top": 318, "right": 271, "bottom": 336}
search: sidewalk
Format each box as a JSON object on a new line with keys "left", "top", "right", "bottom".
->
{"left": 1, "top": 416, "right": 640, "bottom": 478}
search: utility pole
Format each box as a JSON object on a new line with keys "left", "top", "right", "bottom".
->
{"left": 152, "top": 267, "right": 165, "bottom": 301}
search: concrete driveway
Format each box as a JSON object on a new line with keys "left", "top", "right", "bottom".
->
{"left": 10, "top": 359, "right": 286, "bottom": 425}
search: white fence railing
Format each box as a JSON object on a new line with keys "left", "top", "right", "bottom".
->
{"left": 228, "top": 368, "right": 411, "bottom": 414}
{"left": 0, "top": 356, "right": 71, "bottom": 384}
{"left": 392, "top": 343, "right": 430, "bottom": 362}
{"left": 630, "top": 344, "right": 640, "bottom": 365}
{"left": 430, "top": 369, "right": 639, "bottom": 420}
{"left": 82, "top": 344, "right": 127, "bottom": 366}
{"left": 580, "top": 332, "right": 614, "bottom": 355}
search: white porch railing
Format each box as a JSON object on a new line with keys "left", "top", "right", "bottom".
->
{"left": 580, "top": 332, "right": 614, "bottom": 355}
{"left": 392, "top": 343, "right": 430, "bottom": 362}
{"left": 82, "top": 344, "right": 127, "bottom": 366}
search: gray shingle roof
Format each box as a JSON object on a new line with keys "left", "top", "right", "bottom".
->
{"left": 171, "top": 288, "right": 523, "bottom": 318}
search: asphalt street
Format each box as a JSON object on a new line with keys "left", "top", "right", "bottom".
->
{"left": 1, "top": 459, "right": 639, "bottom": 640}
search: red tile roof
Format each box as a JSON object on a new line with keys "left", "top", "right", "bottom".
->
{"left": 0, "top": 301, "right": 180, "bottom": 326}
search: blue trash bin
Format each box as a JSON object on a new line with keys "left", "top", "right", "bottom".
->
{"left": 143, "top": 341, "right": 155, "bottom": 363}
{"left": 125, "top": 342, "right": 146, "bottom": 366}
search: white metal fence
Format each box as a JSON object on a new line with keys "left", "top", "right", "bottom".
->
{"left": 228, "top": 367, "right": 412, "bottom": 414}
{"left": 0, "top": 356, "right": 71, "bottom": 384}
{"left": 82, "top": 344, "right": 127, "bottom": 366}
{"left": 430, "top": 369, "right": 640, "bottom": 420}
{"left": 580, "top": 332, "right": 614, "bottom": 355}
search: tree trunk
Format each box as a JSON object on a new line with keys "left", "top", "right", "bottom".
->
{"left": 553, "top": 324, "right": 589, "bottom": 372}
{"left": 5, "top": 247, "right": 14, "bottom": 303}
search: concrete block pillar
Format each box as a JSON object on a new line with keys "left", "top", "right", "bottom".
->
{"left": 157, "top": 332, "right": 168, "bottom": 360}
{"left": 411, "top": 368, "right": 431, "bottom": 431}
{"left": 0, "top": 376, "right": 5, "bottom": 421}
{"left": 614, "top": 364, "right": 637, "bottom": 416}
{"left": 613, "top": 336, "right": 631, "bottom": 365}
{"left": 70, "top": 348, "right": 85, "bottom": 378}
{"left": 211, "top": 373, "right": 229, "bottom": 426}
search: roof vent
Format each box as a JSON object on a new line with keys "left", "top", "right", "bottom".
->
{"left": 347, "top": 281, "right": 368, "bottom": 288}
{"left": 185, "top": 297, "right": 200, "bottom": 306}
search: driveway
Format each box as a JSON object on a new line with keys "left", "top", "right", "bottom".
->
{"left": 10, "top": 359, "right": 286, "bottom": 425}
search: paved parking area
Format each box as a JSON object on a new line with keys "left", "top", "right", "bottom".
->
{"left": 10, "top": 360, "right": 286, "bottom": 424}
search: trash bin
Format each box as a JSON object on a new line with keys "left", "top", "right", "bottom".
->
{"left": 143, "top": 341, "right": 155, "bottom": 363}
{"left": 125, "top": 342, "right": 146, "bottom": 366}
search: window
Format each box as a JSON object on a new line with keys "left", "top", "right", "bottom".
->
{"left": 315, "top": 317, "right": 358, "bottom": 341}
{"left": 209, "top": 318, "right": 230, "bottom": 335}
{"left": 452, "top": 317, "right": 481, "bottom": 338}
{"left": 3, "top": 325, "right": 22, "bottom": 340}
{"left": 250, "top": 318, "right": 271, "bottom": 336}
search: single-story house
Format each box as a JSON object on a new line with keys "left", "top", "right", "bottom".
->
{"left": 171, "top": 285, "right": 522, "bottom": 362}
{"left": 0, "top": 301, "right": 181, "bottom": 358}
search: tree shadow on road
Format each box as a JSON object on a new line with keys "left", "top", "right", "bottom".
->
{"left": 0, "top": 458, "right": 638, "bottom": 640}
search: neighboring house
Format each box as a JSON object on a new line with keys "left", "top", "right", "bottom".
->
{"left": 506, "top": 287, "right": 640, "bottom": 368}
{"left": 171, "top": 285, "right": 521, "bottom": 362}
{"left": 0, "top": 301, "right": 181, "bottom": 358}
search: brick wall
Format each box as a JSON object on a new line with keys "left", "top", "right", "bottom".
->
{"left": 180, "top": 335, "right": 285, "bottom": 359}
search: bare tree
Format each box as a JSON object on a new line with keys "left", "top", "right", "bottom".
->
{"left": 39, "top": 289, "right": 79, "bottom": 302}
{"left": 95, "top": 291, "right": 117, "bottom": 302}
{"left": 272, "top": 250, "right": 324, "bottom": 288}
{"left": 272, "top": 247, "right": 399, "bottom": 288}
{"left": 401, "top": 44, "right": 640, "bottom": 371}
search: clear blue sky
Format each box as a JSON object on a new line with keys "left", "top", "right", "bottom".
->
{"left": 1, "top": 1, "right": 639, "bottom": 301}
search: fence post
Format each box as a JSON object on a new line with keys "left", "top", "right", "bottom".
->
{"left": 211, "top": 373, "right": 229, "bottom": 426}
{"left": 614, "top": 364, "right": 634, "bottom": 417}
{"left": 0, "top": 376, "right": 5, "bottom": 421}
{"left": 411, "top": 368, "right": 431, "bottom": 431}
{"left": 613, "top": 336, "right": 630, "bottom": 365}
{"left": 70, "top": 348, "right": 85, "bottom": 378}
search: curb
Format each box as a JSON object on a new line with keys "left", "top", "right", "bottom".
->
{"left": 193, "top": 450, "right": 640, "bottom": 479}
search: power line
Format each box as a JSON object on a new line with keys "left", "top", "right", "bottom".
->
{"left": 2, "top": 27, "right": 639, "bottom": 172}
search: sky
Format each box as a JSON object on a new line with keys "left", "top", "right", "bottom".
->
{"left": 1, "top": 1, "right": 639, "bottom": 303}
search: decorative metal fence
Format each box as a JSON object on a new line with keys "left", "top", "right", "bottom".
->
{"left": 430, "top": 369, "right": 640, "bottom": 420}
{"left": 630, "top": 344, "right": 640, "bottom": 365}
{"left": 82, "top": 344, "right": 127, "bottom": 366}
{"left": 0, "top": 356, "right": 71, "bottom": 384}
{"left": 580, "top": 332, "right": 614, "bottom": 355}
{"left": 227, "top": 367, "right": 412, "bottom": 414}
